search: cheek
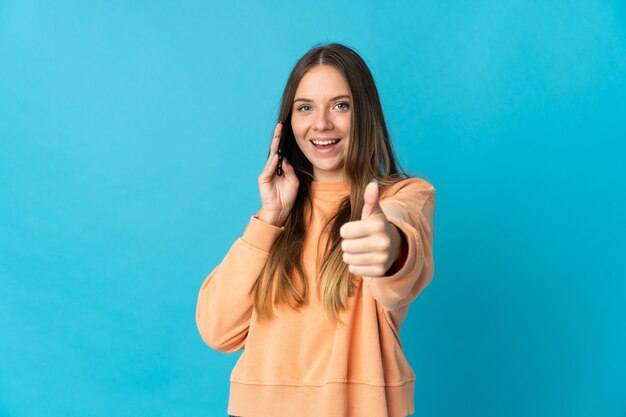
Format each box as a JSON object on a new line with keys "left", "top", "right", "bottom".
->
{"left": 290, "top": 119, "right": 304, "bottom": 140}
{"left": 295, "top": 138, "right": 307, "bottom": 152}
{"left": 293, "top": 132, "right": 307, "bottom": 147}
{"left": 338, "top": 115, "right": 351, "bottom": 133}
{"left": 343, "top": 117, "right": 352, "bottom": 132}
{"left": 293, "top": 125, "right": 303, "bottom": 140}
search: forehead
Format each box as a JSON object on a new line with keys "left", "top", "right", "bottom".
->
{"left": 295, "top": 65, "right": 350, "bottom": 98}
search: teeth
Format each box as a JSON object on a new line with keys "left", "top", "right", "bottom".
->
{"left": 312, "top": 139, "right": 340, "bottom": 145}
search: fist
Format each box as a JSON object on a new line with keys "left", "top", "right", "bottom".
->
{"left": 339, "top": 181, "right": 402, "bottom": 277}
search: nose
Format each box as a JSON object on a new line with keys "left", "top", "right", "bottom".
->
{"left": 313, "top": 108, "right": 333, "bottom": 131}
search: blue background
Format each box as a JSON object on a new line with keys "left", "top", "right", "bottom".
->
{"left": 1, "top": 1, "right": 625, "bottom": 416}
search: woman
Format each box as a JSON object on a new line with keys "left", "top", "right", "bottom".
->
{"left": 196, "top": 42, "right": 436, "bottom": 417}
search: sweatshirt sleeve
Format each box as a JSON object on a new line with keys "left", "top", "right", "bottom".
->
{"left": 363, "top": 178, "right": 436, "bottom": 311}
{"left": 196, "top": 215, "right": 284, "bottom": 353}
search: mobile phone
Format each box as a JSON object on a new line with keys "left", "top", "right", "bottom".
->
{"left": 276, "top": 120, "right": 290, "bottom": 176}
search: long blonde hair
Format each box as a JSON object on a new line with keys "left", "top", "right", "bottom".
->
{"left": 252, "top": 42, "right": 411, "bottom": 325}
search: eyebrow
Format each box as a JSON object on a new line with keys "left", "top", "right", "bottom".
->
{"left": 293, "top": 94, "right": 351, "bottom": 103}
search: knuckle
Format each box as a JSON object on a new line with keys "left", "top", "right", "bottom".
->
{"left": 378, "top": 253, "right": 388, "bottom": 264}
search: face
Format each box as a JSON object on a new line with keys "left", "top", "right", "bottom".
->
{"left": 291, "top": 65, "right": 352, "bottom": 182}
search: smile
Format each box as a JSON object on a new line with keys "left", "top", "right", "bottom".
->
{"left": 311, "top": 138, "right": 340, "bottom": 146}
{"left": 310, "top": 138, "right": 341, "bottom": 154}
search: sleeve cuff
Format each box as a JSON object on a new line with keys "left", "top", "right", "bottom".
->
{"left": 241, "top": 215, "right": 285, "bottom": 253}
{"left": 378, "top": 216, "right": 419, "bottom": 281}
{"left": 385, "top": 222, "right": 409, "bottom": 276}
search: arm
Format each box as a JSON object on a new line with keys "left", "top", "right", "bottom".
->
{"left": 198, "top": 120, "right": 298, "bottom": 352}
{"left": 363, "top": 178, "right": 436, "bottom": 311}
{"left": 196, "top": 215, "right": 284, "bottom": 353}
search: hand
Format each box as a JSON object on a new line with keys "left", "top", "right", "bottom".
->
{"left": 257, "top": 122, "right": 299, "bottom": 227}
{"left": 340, "top": 181, "right": 402, "bottom": 277}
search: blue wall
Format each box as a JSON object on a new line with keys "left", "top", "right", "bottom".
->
{"left": 1, "top": 1, "right": 625, "bottom": 416}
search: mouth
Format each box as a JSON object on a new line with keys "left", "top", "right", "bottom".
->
{"left": 310, "top": 138, "right": 341, "bottom": 151}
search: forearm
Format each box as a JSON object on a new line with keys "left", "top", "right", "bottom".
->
{"left": 196, "top": 215, "right": 284, "bottom": 352}
{"left": 363, "top": 188, "right": 435, "bottom": 310}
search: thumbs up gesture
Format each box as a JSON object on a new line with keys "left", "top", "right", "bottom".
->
{"left": 339, "top": 180, "right": 403, "bottom": 277}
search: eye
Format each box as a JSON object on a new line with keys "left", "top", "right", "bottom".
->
{"left": 335, "top": 102, "right": 350, "bottom": 111}
{"left": 297, "top": 104, "right": 312, "bottom": 112}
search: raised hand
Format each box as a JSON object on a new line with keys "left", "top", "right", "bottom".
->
{"left": 256, "top": 122, "right": 299, "bottom": 227}
{"left": 339, "top": 180, "right": 402, "bottom": 277}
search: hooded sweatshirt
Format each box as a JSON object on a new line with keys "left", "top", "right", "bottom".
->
{"left": 196, "top": 177, "right": 436, "bottom": 417}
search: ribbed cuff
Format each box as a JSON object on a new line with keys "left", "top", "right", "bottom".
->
{"left": 241, "top": 215, "right": 285, "bottom": 253}
{"left": 377, "top": 217, "right": 418, "bottom": 281}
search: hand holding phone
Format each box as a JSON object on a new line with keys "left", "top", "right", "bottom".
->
{"left": 256, "top": 121, "right": 299, "bottom": 227}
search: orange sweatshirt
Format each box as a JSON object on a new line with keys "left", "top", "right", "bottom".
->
{"left": 196, "top": 177, "right": 436, "bottom": 417}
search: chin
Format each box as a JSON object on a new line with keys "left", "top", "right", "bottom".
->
{"left": 313, "top": 164, "right": 344, "bottom": 175}
{"left": 313, "top": 160, "right": 340, "bottom": 170}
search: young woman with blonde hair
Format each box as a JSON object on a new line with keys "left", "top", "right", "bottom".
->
{"left": 196, "top": 42, "right": 436, "bottom": 417}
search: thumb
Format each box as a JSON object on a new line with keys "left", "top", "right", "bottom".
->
{"left": 361, "top": 180, "right": 383, "bottom": 219}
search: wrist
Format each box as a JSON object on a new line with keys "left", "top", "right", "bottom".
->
{"left": 389, "top": 224, "right": 402, "bottom": 262}
{"left": 256, "top": 209, "right": 284, "bottom": 227}
{"left": 385, "top": 224, "right": 406, "bottom": 275}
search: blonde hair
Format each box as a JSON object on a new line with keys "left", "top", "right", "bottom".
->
{"left": 252, "top": 43, "right": 411, "bottom": 325}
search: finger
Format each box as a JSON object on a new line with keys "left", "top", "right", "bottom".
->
{"left": 361, "top": 180, "right": 383, "bottom": 220}
{"left": 340, "top": 219, "right": 384, "bottom": 239}
{"left": 342, "top": 251, "right": 387, "bottom": 266}
{"left": 347, "top": 264, "right": 387, "bottom": 278}
{"left": 261, "top": 143, "right": 278, "bottom": 171}
{"left": 281, "top": 156, "right": 297, "bottom": 179}
{"left": 262, "top": 125, "right": 282, "bottom": 173}
{"left": 259, "top": 154, "right": 279, "bottom": 182}
{"left": 269, "top": 122, "right": 282, "bottom": 156}
{"left": 341, "top": 234, "right": 389, "bottom": 254}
